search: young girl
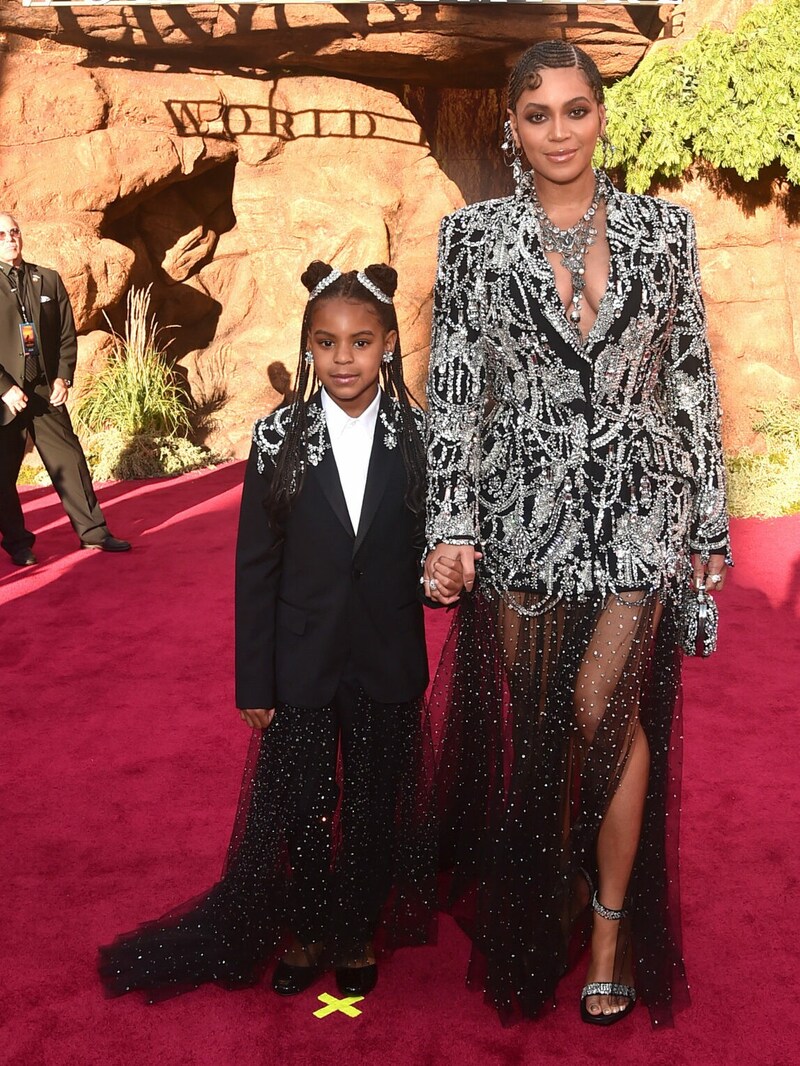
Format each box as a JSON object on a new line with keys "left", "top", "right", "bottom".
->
{"left": 99, "top": 261, "right": 461, "bottom": 1000}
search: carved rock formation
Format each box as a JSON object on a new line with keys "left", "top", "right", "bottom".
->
{"left": 662, "top": 173, "right": 800, "bottom": 450}
{"left": 0, "top": 2, "right": 662, "bottom": 86}
{"left": 0, "top": 2, "right": 796, "bottom": 458}
{"left": 0, "top": 44, "right": 460, "bottom": 457}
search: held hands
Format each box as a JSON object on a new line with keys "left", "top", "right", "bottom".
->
{"left": 691, "top": 553, "right": 727, "bottom": 593}
{"left": 423, "top": 543, "right": 482, "bottom": 605}
{"left": 239, "top": 708, "right": 275, "bottom": 730}
{"left": 1, "top": 384, "right": 27, "bottom": 415}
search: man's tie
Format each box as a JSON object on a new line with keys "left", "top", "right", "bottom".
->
{"left": 11, "top": 266, "right": 40, "bottom": 383}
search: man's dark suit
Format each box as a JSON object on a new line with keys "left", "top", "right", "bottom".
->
{"left": 234, "top": 392, "right": 430, "bottom": 946}
{"left": 0, "top": 260, "right": 110, "bottom": 555}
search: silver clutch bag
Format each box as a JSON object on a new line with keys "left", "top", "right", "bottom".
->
{"left": 679, "top": 582, "right": 719, "bottom": 657}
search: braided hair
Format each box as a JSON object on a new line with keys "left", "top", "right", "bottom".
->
{"left": 266, "top": 261, "right": 426, "bottom": 533}
{"left": 507, "top": 41, "right": 605, "bottom": 112}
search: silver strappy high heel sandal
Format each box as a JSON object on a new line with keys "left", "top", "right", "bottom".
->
{"left": 580, "top": 891, "right": 637, "bottom": 1026}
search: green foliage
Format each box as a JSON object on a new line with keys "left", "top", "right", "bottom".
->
{"left": 69, "top": 285, "right": 221, "bottom": 478}
{"left": 16, "top": 460, "right": 51, "bottom": 488}
{"left": 726, "top": 395, "right": 800, "bottom": 517}
{"left": 603, "top": 0, "right": 800, "bottom": 192}
{"left": 81, "top": 428, "right": 219, "bottom": 481}
{"left": 73, "top": 286, "right": 191, "bottom": 438}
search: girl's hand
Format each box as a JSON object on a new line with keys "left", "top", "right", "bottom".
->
{"left": 239, "top": 707, "right": 275, "bottom": 729}
{"left": 431, "top": 554, "right": 465, "bottom": 600}
{"left": 424, "top": 543, "right": 482, "bottom": 605}
{"left": 690, "top": 553, "right": 727, "bottom": 592}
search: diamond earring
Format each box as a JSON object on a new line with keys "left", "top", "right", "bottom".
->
{"left": 382, "top": 350, "right": 394, "bottom": 364}
{"left": 304, "top": 349, "right": 314, "bottom": 365}
{"left": 501, "top": 119, "right": 532, "bottom": 198}
{"left": 601, "top": 134, "right": 616, "bottom": 171}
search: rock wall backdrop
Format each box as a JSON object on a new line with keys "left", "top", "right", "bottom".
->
{"left": 0, "top": 1, "right": 796, "bottom": 457}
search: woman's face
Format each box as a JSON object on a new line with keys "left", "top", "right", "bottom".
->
{"left": 308, "top": 296, "right": 396, "bottom": 418}
{"left": 509, "top": 65, "right": 606, "bottom": 186}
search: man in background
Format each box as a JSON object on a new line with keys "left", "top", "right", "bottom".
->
{"left": 0, "top": 213, "right": 130, "bottom": 566}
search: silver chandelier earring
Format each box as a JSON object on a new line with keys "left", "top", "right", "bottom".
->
{"left": 601, "top": 133, "right": 617, "bottom": 172}
{"left": 501, "top": 120, "right": 533, "bottom": 198}
{"left": 304, "top": 349, "right": 314, "bottom": 365}
{"left": 382, "top": 350, "right": 394, "bottom": 364}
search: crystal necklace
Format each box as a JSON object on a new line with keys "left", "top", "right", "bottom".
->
{"left": 530, "top": 175, "right": 602, "bottom": 327}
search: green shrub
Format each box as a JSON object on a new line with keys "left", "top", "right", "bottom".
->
{"left": 71, "top": 286, "right": 221, "bottom": 479}
{"left": 727, "top": 395, "right": 800, "bottom": 517}
{"left": 81, "top": 428, "right": 218, "bottom": 481}
{"left": 604, "top": 0, "right": 800, "bottom": 192}
{"left": 16, "top": 460, "right": 51, "bottom": 487}
{"left": 73, "top": 286, "right": 191, "bottom": 438}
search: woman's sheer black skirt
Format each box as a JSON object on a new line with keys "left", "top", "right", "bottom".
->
{"left": 429, "top": 587, "right": 690, "bottom": 1027}
{"left": 98, "top": 690, "right": 436, "bottom": 1002}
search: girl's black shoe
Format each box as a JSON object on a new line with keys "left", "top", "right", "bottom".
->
{"left": 335, "top": 963, "right": 378, "bottom": 997}
{"left": 271, "top": 958, "right": 322, "bottom": 996}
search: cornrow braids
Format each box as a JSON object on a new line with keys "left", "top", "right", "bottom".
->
{"left": 265, "top": 263, "right": 426, "bottom": 534}
{"left": 507, "top": 41, "right": 605, "bottom": 112}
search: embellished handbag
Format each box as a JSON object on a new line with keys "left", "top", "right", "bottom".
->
{"left": 679, "top": 581, "right": 719, "bottom": 657}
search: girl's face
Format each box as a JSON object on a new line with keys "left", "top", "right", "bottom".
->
{"left": 308, "top": 296, "right": 396, "bottom": 418}
{"left": 509, "top": 65, "right": 605, "bottom": 187}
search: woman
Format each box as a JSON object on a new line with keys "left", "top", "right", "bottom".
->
{"left": 423, "top": 42, "right": 729, "bottom": 1028}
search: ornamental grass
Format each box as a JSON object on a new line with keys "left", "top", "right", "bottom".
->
{"left": 72, "top": 286, "right": 218, "bottom": 479}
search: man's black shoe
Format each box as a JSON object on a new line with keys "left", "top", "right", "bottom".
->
{"left": 80, "top": 535, "right": 131, "bottom": 553}
{"left": 11, "top": 547, "right": 37, "bottom": 567}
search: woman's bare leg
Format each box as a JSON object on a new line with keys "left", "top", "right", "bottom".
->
{"left": 584, "top": 722, "right": 649, "bottom": 1015}
{"left": 575, "top": 593, "right": 661, "bottom": 1017}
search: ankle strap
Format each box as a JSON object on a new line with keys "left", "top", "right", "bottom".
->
{"left": 591, "top": 890, "right": 627, "bottom": 921}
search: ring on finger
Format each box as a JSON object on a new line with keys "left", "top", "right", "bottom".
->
{"left": 709, "top": 573, "right": 722, "bottom": 584}
{"left": 429, "top": 578, "right": 439, "bottom": 592}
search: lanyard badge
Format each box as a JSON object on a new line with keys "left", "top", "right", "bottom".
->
{"left": 19, "top": 321, "right": 38, "bottom": 356}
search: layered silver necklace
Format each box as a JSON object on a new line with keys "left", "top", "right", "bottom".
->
{"left": 530, "top": 175, "right": 602, "bottom": 326}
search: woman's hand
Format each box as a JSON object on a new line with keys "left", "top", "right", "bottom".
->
{"left": 691, "top": 553, "right": 727, "bottom": 592}
{"left": 239, "top": 707, "right": 275, "bottom": 729}
{"left": 423, "top": 543, "right": 482, "bottom": 605}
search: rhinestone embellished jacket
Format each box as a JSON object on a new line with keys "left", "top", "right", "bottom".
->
{"left": 425, "top": 177, "right": 730, "bottom": 599}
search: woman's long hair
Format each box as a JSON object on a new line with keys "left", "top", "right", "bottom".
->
{"left": 266, "top": 261, "right": 426, "bottom": 534}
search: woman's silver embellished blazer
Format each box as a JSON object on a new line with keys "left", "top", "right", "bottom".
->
{"left": 425, "top": 176, "right": 730, "bottom": 599}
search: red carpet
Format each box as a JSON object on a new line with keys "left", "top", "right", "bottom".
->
{"left": 3, "top": 464, "right": 799, "bottom": 1066}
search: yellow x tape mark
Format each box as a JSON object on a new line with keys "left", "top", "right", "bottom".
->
{"left": 313, "top": 992, "right": 365, "bottom": 1019}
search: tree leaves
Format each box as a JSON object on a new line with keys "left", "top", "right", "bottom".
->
{"left": 604, "top": 0, "right": 800, "bottom": 192}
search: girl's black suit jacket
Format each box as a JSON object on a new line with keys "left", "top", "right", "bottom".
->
{"left": 235, "top": 391, "right": 428, "bottom": 711}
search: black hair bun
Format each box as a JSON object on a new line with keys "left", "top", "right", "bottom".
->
{"left": 301, "top": 260, "right": 335, "bottom": 293}
{"left": 362, "top": 263, "right": 398, "bottom": 299}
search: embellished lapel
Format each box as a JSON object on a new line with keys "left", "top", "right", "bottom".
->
{"left": 497, "top": 176, "right": 637, "bottom": 360}
{"left": 352, "top": 392, "right": 394, "bottom": 557}
{"left": 585, "top": 180, "right": 637, "bottom": 354}
{"left": 305, "top": 393, "right": 354, "bottom": 538}
{"left": 504, "top": 201, "right": 587, "bottom": 356}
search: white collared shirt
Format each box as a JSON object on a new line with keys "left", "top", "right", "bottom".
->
{"left": 321, "top": 387, "right": 381, "bottom": 534}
